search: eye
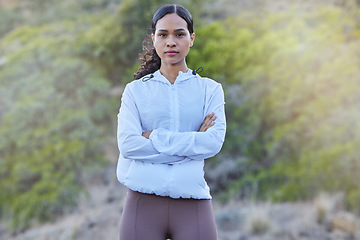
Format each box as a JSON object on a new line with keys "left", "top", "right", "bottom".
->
{"left": 176, "top": 33, "right": 186, "bottom": 37}
{"left": 158, "top": 33, "right": 167, "bottom": 37}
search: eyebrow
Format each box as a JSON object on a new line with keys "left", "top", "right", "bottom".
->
{"left": 157, "top": 28, "right": 187, "bottom": 33}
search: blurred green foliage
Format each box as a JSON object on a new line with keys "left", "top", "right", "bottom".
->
{"left": 1, "top": 0, "right": 360, "bottom": 231}
{"left": 0, "top": 0, "right": 207, "bottom": 230}
{"left": 0, "top": 20, "right": 112, "bottom": 229}
{"left": 188, "top": 2, "right": 360, "bottom": 211}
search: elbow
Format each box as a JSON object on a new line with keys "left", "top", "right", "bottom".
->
{"left": 209, "top": 129, "right": 225, "bottom": 156}
{"left": 120, "top": 149, "right": 130, "bottom": 159}
{"left": 118, "top": 136, "right": 133, "bottom": 159}
{"left": 211, "top": 139, "right": 224, "bottom": 156}
{"left": 117, "top": 130, "right": 146, "bottom": 159}
{"left": 206, "top": 134, "right": 224, "bottom": 158}
{"left": 201, "top": 142, "right": 223, "bottom": 160}
{"left": 119, "top": 144, "right": 130, "bottom": 159}
{"left": 118, "top": 133, "right": 148, "bottom": 159}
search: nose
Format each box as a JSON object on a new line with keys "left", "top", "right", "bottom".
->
{"left": 166, "top": 36, "right": 176, "bottom": 47}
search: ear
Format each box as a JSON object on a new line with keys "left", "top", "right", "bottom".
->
{"left": 190, "top": 32, "right": 195, "bottom": 47}
{"left": 151, "top": 33, "right": 155, "bottom": 44}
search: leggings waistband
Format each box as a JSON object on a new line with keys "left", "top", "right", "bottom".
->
{"left": 126, "top": 189, "right": 206, "bottom": 202}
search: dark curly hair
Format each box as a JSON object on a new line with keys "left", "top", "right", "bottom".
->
{"left": 134, "top": 4, "right": 194, "bottom": 80}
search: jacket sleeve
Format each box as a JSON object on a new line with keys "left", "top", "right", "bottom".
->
{"left": 117, "top": 84, "right": 186, "bottom": 164}
{"left": 149, "top": 83, "right": 226, "bottom": 160}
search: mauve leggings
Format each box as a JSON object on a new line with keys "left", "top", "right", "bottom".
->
{"left": 119, "top": 189, "right": 217, "bottom": 240}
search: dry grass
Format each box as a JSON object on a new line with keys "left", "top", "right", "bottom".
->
{"left": 314, "top": 192, "right": 333, "bottom": 224}
{"left": 246, "top": 206, "right": 271, "bottom": 235}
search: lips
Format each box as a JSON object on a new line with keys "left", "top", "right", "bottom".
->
{"left": 165, "top": 50, "right": 179, "bottom": 56}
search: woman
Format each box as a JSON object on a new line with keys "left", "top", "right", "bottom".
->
{"left": 116, "top": 4, "right": 226, "bottom": 240}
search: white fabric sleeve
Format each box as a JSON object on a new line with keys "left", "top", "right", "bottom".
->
{"left": 117, "top": 84, "right": 186, "bottom": 164}
{"left": 149, "top": 83, "right": 226, "bottom": 160}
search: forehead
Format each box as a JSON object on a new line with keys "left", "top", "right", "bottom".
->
{"left": 155, "top": 13, "right": 188, "bottom": 31}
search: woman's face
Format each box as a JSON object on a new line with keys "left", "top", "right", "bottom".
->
{"left": 152, "top": 13, "right": 195, "bottom": 67}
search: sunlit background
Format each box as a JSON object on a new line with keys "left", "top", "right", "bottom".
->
{"left": 1, "top": 0, "right": 360, "bottom": 239}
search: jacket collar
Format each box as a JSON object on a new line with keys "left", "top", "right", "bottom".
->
{"left": 152, "top": 69, "right": 194, "bottom": 85}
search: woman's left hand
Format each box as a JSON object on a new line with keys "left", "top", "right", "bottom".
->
{"left": 198, "top": 112, "right": 216, "bottom": 132}
{"left": 142, "top": 130, "right": 153, "bottom": 139}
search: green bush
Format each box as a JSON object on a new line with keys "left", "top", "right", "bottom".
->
{"left": 188, "top": 3, "right": 360, "bottom": 208}
{"left": 0, "top": 22, "right": 110, "bottom": 230}
{"left": 0, "top": 0, "right": 207, "bottom": 230}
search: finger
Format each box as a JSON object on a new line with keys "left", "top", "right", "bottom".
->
{"left": 202, "top": 116, "right": 212, "bottom": 125}
{"left": 199, "top": 113, "right": 216, "bottom": 132}
{"left": 206, "top": 113, "right": 215, "bottom": 122}
{"left": 199, "top": 122, "right": 209, "bottom": 132}
{"left": 203, "top": 122, "right": 214, "bottom": 132}
{"left": 199, "top": 122, "right": 207, "bottom": 132}
{"left": 204, "top": 120, "right": 215, "bottom": 129}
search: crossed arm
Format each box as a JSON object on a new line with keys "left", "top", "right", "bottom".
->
{"left": 118, "top": 83, "right": 225, "bottom": 164}
{"left": 142, "top": 112, "right": 217, "bottom": 139}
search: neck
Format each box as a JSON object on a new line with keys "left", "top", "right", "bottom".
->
{"left": 160, "top": 62, "right": 188, "bottom": 84}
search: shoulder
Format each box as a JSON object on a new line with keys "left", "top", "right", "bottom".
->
{"left": 196, "top": 75, "right": 223, "bottom": 93}
{"left": 125, "top": 73, "right": 153, "bottom": 90}
{"left": 121, "top": 79, "right": 142, "bottom": 101}
{"left": 122, "top": 73, "right": 160, "bottom": 100}
{"left": 202, "top": 76, "right": 221, "bottom": 86}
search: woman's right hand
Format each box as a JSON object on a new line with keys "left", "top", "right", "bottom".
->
{"left": 198, "top": 112, "right": 217, "bottom": 132}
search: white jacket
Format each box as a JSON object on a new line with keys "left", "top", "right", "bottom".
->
{"left": 116, "top": 69, "right": 226, "bottom": 199}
